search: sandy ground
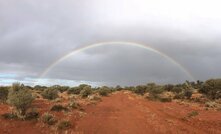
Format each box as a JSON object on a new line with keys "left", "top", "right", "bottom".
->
{"left": 0, "top": 91, "right": 221, "bottom": 134}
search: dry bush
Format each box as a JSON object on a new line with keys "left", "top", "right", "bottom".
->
{"left": 0, "top": 87, "right": 9, "bottom": 103}
{"left": 7, "top": 83, "right": 34, "bottom": 118}
{"left": 41, "top": 87, "right": 58, "bottom": 100}
{"left": 50, "top": 104, "right": 68, "bottom": 112}
{"left": 98, "top": 86, "right": 110, "bottom": 96}
{"left": 68, "top": 101, "right": 80, "bottom": 109}
{"left": 42, "top": 113, "right": 57, "bottom": 125}
{"left": 187, "top": 111, "right": 199, "bottom": 118}
{"left": 57, "top": 120, "right": 71, "bottom": 130}
{"left": 200, "top": 79, "right": 221, "bottom": 99}
{"left": 80, "top": 86, "right": 93, "bottom": 98}
{"left": 25, "top": 110, "right": 39, "bottom": 120}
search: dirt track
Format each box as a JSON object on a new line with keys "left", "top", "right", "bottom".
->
{"left": 75, "top": 91, "right": 221, "bottom": 134}
{"left": 0, "top": 91, "right": 221, "bottom": 134}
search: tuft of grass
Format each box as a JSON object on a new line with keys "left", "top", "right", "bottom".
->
{"left": 68, "top": 101, "right": 80, "bottom": 109}
{"left": 25, "top": 111, "right": 39, "bottom": 120}
{"left": 159, "top": 97, "right": 172, "bottom": 102}
{"left": 50, "top": 105, "right": 68, "bottom": 112}
{"left": 205, "top": 101, "right": 217, "bottom": 108}
{"left": 42, "top": 113, "right": 57, "bottom": 125}
{"left": 187, "top": 111, "right": 199, "bottom": 118}
{"left": 57, "top": 120, "right": 71, "bottom": 130}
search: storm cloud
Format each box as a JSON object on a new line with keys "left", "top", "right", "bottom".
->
{"left": 0, "top": 0, "right": 221, "bottom": 86}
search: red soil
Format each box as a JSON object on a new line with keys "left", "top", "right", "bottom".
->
{"left": 75, "top": 91, "right": 221, "bottom": 134}
{"left": 0, "top": 91, "right": 221, "bottom": 134}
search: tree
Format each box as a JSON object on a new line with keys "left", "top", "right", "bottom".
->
{"left": 199, "top": 79, "right": 221, "bottom": 99}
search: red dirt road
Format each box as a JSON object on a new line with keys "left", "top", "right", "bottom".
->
{"left": 0, "top": 91, "right": 221, "bottom": 134}
{"left": 75, "top": 91, "right": 221, "bottom": 134}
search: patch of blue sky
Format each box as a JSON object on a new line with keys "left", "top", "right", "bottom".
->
{"left": 0, "top": 76, "right": 103, "bottom": 87}
{"left": 33, "top": 78, "right": 103, "bottom": 87}
{"left": 0, "top": 73, "right": 17, "bottom": 78}
{"left": 0, "top": 78, "right": 17, "bottom": 86}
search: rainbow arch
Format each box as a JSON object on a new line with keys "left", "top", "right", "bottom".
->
{"left": 38, "top": 41, "right": 195, "bottom": 82}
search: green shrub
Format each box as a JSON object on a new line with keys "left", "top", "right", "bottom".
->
{"left": 164, "top": 84, "right": 174, "bottom": 91}
{"left": 0, "top": 87, "right": 9, "bottom": 103}
{"left": 68, "top": 101, "right": 80, "bottom": 109}
{"left": 199, "top": 79, "right": 221, "bottom": 99}
{"left": 57, "top": 120, "right": 71, "bottom": 129}
{"left": 171, "top": 87, "right": 183, "bottom": 94}
{"left": 42, "top": 113, "right": 57, "bottom": 125}
{"left": 173, "top": 93, "right": 185, "bottom": 99}
{"left": 99, "top": 90, "right": 108, "bottom": 96}
{"left": 68, "top": 84, "right": 91, "bottom": 95}
{"left": 33, "top": 85, "right": 47, "bottom": 91}
{"left": 1, "top": 113, "right": 18, "bottom": 119}
{"left": 41, "top": 88, "right": 58, "bottom": 100}
{"left": 48, "top": 85, "right": 69, "bottom": 93}
{"left": 68, "top": 87, "right": 81, "bottom": 94}
{"left": 124, "top": 86, "right": 135, "bottom": 91}
{"left": 98, "top": 86, "right": 110, "bottom": 96}
{"left": 134, "top": 85, "right": 147, "bottom": 95}
{"left": 54, "top": 85, "right": 69, "bottom": 93}
{"left": 147, "top": 93, "right": 160, "bottom": 101}
{"left": 149, "top": 86, "right": 164, "bottom": 95}
{"left": 25, "top": 111, "right": 39, "bottom": 120}
{"left": 50, "top": 104, "right": 68, "bottom": 112}
{"left": 115, "top": 85, "right": 123, "bottom": 91}
{"left": 80, "top": 86, "right": 92, "bottom": 98}
{"left": 184, "top": 90, "right": 193, "bottom": 99}
{"left": 147, "top": 93, "right": 172, "bottom": 102}
{"left": 7, "top": 83, "right": 34, "bottom": 118}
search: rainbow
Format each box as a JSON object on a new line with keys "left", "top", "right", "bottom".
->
{"left": 38, "top": 41, "right": 195, "bottom": 84}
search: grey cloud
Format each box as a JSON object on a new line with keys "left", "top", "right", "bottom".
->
{"left": 0, "top": 0, "right": 221, "bottom": 86}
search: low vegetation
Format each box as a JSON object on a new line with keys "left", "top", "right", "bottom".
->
{"left": 199, "top": 79, "right": 221, "bottom": 99}
{"left": 41, "top": 87, "right": 59, "bottom": 100}
{"left": 80, "top": 85, "right": 93, "bottom": 98}
{"left": 187, "top": 111, "right": 199, "bottom": 118}
{"left": 50, "top": 104, "right": 68, "bottom": 112}
{"left": 1, "top": 113, "right": 18, "bottom": 119}
{"left": 7, "top": 83, "right": 34, "bottom": 119}
{"left": 98, "top": 86, "right": 111, "bottom": 96}
{"left": 25, "top": 110, "right": 39, "bottom": 120}
{"left": 68, "top": 101, "right": 80, "bottom": 109}
{"left": 42, "top": 113, "right": 57, "bottom": 125}
{"left": 0, "top": 87, "right": 9, "bottom": 103}
{"left": 57, "top": 120, "right": 71, "bottom": 130}
{"left": 0, "top": 79, "right": 221, "bottom": 132}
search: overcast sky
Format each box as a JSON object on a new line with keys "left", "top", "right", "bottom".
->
{"left": 0, "top": 0, "right": 221, "bottom": 87}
